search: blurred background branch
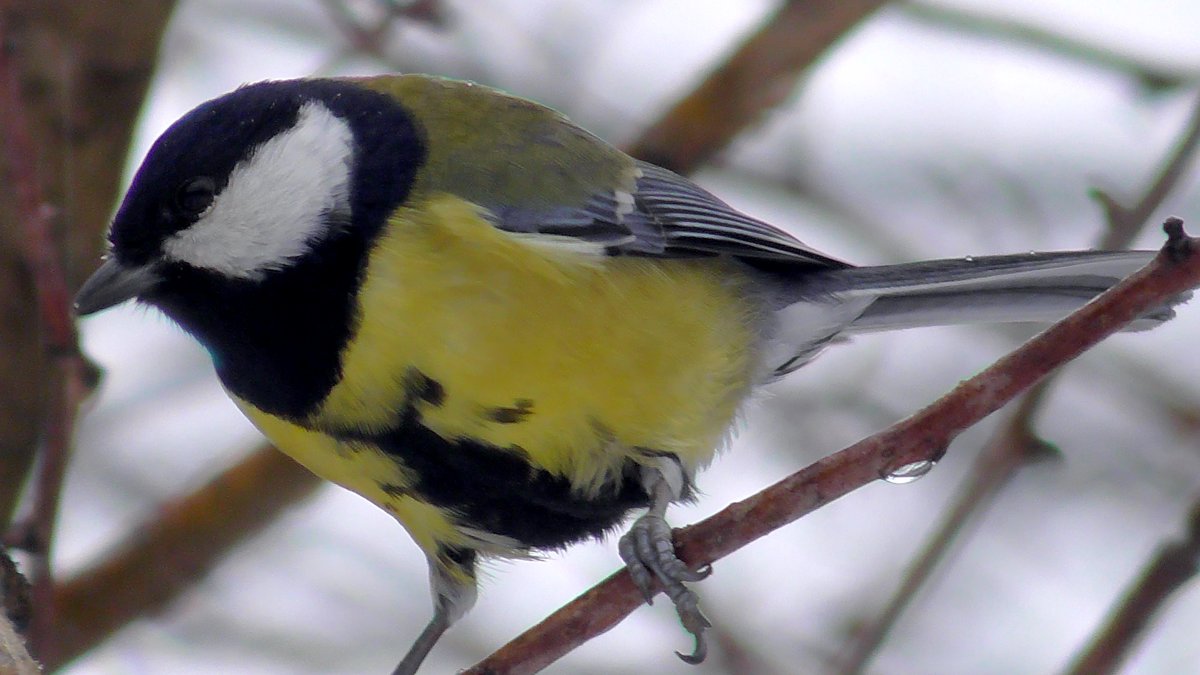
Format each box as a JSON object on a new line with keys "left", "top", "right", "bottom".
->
{"left": 0, "top": 8, "right": 92, "bottom": 661}
{"left": 0, "top": 0, "right": 171, "bottom": 667}
{"left": 902, "top": 1, "right": 1200, "bottom": 90}
{"left": 1095, "top": 93, "right": 1200, "bottom": 248}
{"left": 51, "top": 446, "right": 320, "bottom": 669}
{"left": 0, "top": 0, "right": 175, "bottom": 534}
{"left": 1066, "top": 495, "right": 1200, "bottom": 675}
{"left": 626, "top": 0, "right": 887, "bottom": 173}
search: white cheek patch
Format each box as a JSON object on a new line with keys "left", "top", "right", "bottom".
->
{"left": 163, "top": 101, "right": 354, "bottom": 279}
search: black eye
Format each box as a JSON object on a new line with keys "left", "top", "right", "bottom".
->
{"left": 174, "top": 176, "right": 216, "bottom": 217}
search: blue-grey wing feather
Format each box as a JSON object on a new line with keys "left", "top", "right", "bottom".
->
{"left": 487, "top": 160, "right": 846, "bottom": 267}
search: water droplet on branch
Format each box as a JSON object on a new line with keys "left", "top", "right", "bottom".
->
{"left": 883, "top": 459, "right": 936, "bottom": 484}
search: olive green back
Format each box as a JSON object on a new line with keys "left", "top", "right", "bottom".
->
{"left": 357, "top": 74, "right": 634, "bottom": 210}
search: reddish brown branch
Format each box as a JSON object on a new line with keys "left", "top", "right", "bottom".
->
{"left": 467, "top": 220, "right": 1200, "bottom": 674}
{"left": 1065, "top": 497, "right": 1200, "bottom": 675}
{"left": 625, "top": 0, "right": 887, "bottom": 174}
{"left": 0, "top": 0, "right": 176, "bottom": 665}
{"left": 47, "top": 445, "right": 321, "bottom": 670}
{"left": 0, "top": 13, "right": 92, "bottom": 664}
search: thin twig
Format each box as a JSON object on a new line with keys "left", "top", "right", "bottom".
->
{"left": 903, "top": 2, "right": 1200, "bottom": 89}
{"left": 467, "top": 221, "right": 1200, "bottom": 674}
{"left": 0, "top": 1, "right": 176, "bottom": 533}
{"left": 1064, "top": 496, "right": 1200, "bottom": 675}
{"left": 1096, "top": 92, "right": 1200, "bottom": 249}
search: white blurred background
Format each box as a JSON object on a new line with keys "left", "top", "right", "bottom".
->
{"left": 57, "top": 1, "right": 1200, "bottom": 673}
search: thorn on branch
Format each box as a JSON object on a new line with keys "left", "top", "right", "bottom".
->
{"left": 1162, "top": 217, "right": 1195, "bottom": 262}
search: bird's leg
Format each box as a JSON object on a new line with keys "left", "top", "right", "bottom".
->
{"left": 392, "top": 550, "right": 478, "bottom": 675}
{"left": 392, "top": 609, "right": 450, "bottom": 675}
{"left": 618, "top": 462, "right": 712, "bottom": 664}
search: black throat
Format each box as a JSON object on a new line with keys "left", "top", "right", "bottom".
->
{"left": 150, "top": 233, "right": 367, "bottom": 419}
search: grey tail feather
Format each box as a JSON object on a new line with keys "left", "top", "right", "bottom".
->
{"left": 806, "top": 250, "right": 1185, "bottom": 333}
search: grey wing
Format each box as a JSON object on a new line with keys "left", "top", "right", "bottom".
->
{"left": 487, "top": 160, "right": 849, "bottom": 268}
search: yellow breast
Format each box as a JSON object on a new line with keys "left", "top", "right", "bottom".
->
{"left": 312, "top": 194, "right": 763, "bottom": 496}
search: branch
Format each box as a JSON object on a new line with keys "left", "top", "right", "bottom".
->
{"left": 0, "top": 1, "right": 177, "bottom": 530}
{"left": 47, "top": 445, "right": 322, "bottom": 670}
{"left": 1065, "top": 496, "right": 1200, "bottom": 675}
{"left": 902, "top": 2, "right": 1200, "bottom": 90}
{"left": 467, "top": 219, "right": 1200, "bottom": 674}
{"left": 1095, "top": 92, "right": 1200, "bottom": 250}
{"left": 0, "top": 13, "right": 92, "bottom": 665}
{"left": 625, "top": 0, "right": 887, "bottom": 174}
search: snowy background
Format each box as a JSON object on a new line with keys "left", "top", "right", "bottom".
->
{"left": 59, "top": 1, "right": 1200, "bottom": 673}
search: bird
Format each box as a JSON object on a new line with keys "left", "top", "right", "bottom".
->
{"left": 73, "top": 74, "right": 1182, "bottom": 674}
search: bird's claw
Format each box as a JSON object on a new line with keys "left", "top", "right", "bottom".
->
{"left": 618, "top": 512, "right": 711, "bottom": 664}
{"left": 672, "top": 587, "right": 711, "bottom": 664}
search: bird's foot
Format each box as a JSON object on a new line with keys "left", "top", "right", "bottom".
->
{"left": 618, "top": 511, "right": 712, "bottom": 664}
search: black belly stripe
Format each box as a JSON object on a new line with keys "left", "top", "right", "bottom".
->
{"left": 486, "top": 398, "right": 534, "bottom": 424}
{"left": 337, "top": 407, "right": 652, "bottom": 550}
{"left": 404, "top": 368, "right": 446, "bottom": 407}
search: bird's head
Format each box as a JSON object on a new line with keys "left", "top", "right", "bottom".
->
{"left": 75, "top": 79, "right": 422, "bottom": 318}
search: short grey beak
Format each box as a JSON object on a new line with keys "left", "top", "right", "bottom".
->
{"left": 74, "top": 257, "right": 160, "bottom": 316}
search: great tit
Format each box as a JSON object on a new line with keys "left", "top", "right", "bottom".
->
{"left": 74, "top": 74, "right": 1181, "bottom": 674}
